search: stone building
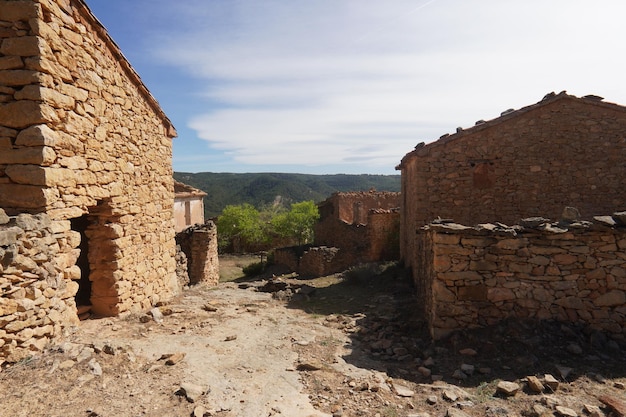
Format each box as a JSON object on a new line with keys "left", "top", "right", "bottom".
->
{"left": 275, "top": 191, "right": 400, "bottom": 276}
{"left": 315, "top": 190, "right": 400, "bottom": 262}
{"left": 398, "top": 92, "right": 626, "bottom": 273}
{"left": 174, "top": 180, "right": 206, "bottom": 233}
{"left": 1, "top": 0, "right": 177, "bottom": 360}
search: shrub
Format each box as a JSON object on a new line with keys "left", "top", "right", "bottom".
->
{"left": 242, "top": 261, "right": 266, "bottom": 276}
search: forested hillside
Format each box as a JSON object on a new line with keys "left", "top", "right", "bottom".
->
{"left": 174, "top": 172, "right": 401, "bottom": 218}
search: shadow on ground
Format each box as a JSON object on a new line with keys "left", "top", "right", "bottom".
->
{"left": 284, "top": 262, "right": 626, "bottom": 389}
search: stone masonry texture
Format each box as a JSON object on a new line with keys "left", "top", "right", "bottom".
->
{"left": 417, "top": 215, "right": 626, "bottom": 340}
{"left": 0, "top": 0, "right": 178, "bottom": 360}
{"left": 398, "top": 92, "right": 626, "bottom": 272}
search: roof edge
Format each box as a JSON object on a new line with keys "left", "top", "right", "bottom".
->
{"left": 398, "top": 91, "right": 626, "bottom": 168}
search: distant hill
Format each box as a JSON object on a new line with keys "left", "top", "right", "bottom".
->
{"left": 174, "top": 172, "right": 401, "bottom": 218}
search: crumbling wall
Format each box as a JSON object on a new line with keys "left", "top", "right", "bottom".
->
{"left": 175, "top": 222, "right": 219, "bottom": 286}
{"left": 367, "top": 209, "right": 400, "bottom": 261}
{"left": 318, "top": 191, "right": 400, "bottom": 226}
{"left": 274, "top": 245, "right": 350, "bottom": 277}
{"left": 0, "top": 210, "right": 79, "bottom": 362}
{"left": 417, "top": 214, "right": 626, "bottom": 340}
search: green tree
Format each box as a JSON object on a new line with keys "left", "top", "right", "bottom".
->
{"left": 271, "top": 200, "right": 319, "bottom": 246}
{"left": 217, "top": 203, "right": 267, "bottom": 251}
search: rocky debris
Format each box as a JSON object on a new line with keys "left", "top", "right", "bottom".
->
{"left": 496, "top": 381, "right": 520, "bottom": 397}
{"left": 202, "top": 303, "right": 218, "bottom": 312}
{"left": 192, "top": 405, "right": 208, "bottom": 417}
{"left": 458, "top": 348, "right": 477, "bottom": 356}
{"left": 390, "top": 380, "right": 414, "bottom": 397}
{"left": 555, "top": 405, "right": 578, "bottom": 417}
{"left": 583, "top": 404, "right": 603, "bottom": 417}
{"left": 442, "top": 389, "right": 458, "bottom": 402}
{"left": 599, "top": 395, "right": 626, "bottom": 417}
{"left": 527, "top": 376, "right": 545, "bottom": 393}
{"left": 88, "top": 359, "right": 102, "bottom": 376}
{"left": 446, "top": 407, "right": 471, "bottom": 417}
{"left": 296, "top": 360, "right": 323, "bottom": 371}
{"left": 159, "top": 352, "right": 186, "bottom": 366}
{"left": 544, "top": 374, "right": 559, "bottom": 391}
{"left": 177, "top": 382, "right": 206, "bottom": 403}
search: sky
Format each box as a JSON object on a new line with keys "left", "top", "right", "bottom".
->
{"left": 84, "top": 0, "right": 626, "bottom": 175}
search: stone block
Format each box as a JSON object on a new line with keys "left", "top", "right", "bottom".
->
{"left": 458, "top": 284, "right": 487, "bottom": 301}
{"left": 439, "top": 270, "right": 482, "bottom": 281}
{"left": 15, "top": 124, "right": 58, "bottom": 147}
{"left": 0, "top": 209, "right": 10, "bottom": 225}
{"left": 0, "top": 146, "right": 56, "bottom": 165}
{"left": 15, "top": 85, "right": 75, "bottom": 109}
{"left": 593, "top": 290, "right": 625, "bottom": 307}
{"left": 0, "top": 56, "right": 24, "bottom": 71}
{"left": 0, "top": 183, "right": 55, "bottom": 208}
{"left": 0, "top": 69, "right": 41, "bottom": 87}
{"left": 0, "top": 1, "right": 40, "bottom": 22}
{"left": 0, "top": 36, "right": 42, "bottom": 57}
{"left": 0, "top": 227, "right": 20, "bottom": 246}
{"left": 487, "top": 287, "right": 516, "bottom": 302}
{"left": 0, "top": 101, "right": 58, "bottom": 129}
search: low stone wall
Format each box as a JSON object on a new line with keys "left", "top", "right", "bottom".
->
{"left": 274, "top": 245, "right": 352, "bottom": 277}
{"left": 175, "top": 222, "right": 219, "bottom": 286}
{"left": 0, "top": 209, "right": 79, "bottom": 362}
{"left": 416, "top": 214, "right": 626, "bottom": 340}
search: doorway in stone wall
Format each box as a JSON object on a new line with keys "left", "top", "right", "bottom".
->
{"left": 71, "top": 214, "right": 92, "bottom": 318}
{"left": 71, "top": 200, "right": 121, "bottom": 319}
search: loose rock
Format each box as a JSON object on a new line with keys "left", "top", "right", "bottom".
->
{"left": 555, "top": 405, "right": 578, "bottom": 417}
{"left": 527, "top": 376, "right": 544, "bottom": 393}
{"left": 496, "top": 381, "right": 520, "bottom": 397}
{"left": 178, "top": 382, "right": 205, "bottom": 403}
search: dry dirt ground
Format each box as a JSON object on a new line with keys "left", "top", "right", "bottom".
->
{"left": 1, "top": 257, "right": 625, "bottom": 417}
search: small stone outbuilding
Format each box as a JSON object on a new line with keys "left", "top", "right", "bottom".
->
{"left": 1, "top": 0, "right": 178, "bottom": 360}
{"left": 174, "top": 180, "right": 206, "bottom": 233}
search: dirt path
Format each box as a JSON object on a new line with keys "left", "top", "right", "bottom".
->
{"left": 120, "top": 284, "right": 333, "bottom": 416}
{"left": 1, "top": 266, "right": 626, "bottom": 417}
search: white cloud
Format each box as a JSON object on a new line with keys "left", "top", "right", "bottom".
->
{"left": 150, "top": 0, "right": 626, "bottom": 173}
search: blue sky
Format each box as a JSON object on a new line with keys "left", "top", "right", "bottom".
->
{"left": 84, "top": 0, "right": 626, "bottom": 175}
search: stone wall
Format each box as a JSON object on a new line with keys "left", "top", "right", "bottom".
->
{"left": 314, "top": 190, "right": 400, "bottom": 268}
{"left": 0, "top": 210, "right": 79, "bottom": 362}
{"left": 276, "top": 207, "right": 400, "bottom": 277}
{"left": 0, "top": 0, "right": 178, "bottom": 357}
{"left": 398, "top": 93, "right": 626, "bottom": 270}
{"left": 175, "top": 222, "right": 219, "bottom": 286}
{"left": 416, "top": 214, "right": 626, "bottom": 340}
{"left": 274, "top": 245, "right": 351, "bottom": 277}
{"left": 368, "top": 209, "right": 400, "bottom": 262}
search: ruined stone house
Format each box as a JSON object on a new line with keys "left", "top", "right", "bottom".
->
{"left": 174, "top": 180, "right": 206, "bottom": 233}
{"left": 315, "top": 190, "right": 400, "bottom": 262}
{"left": 397, "top": 92, "right": 626, "bottom": 338}
{"left": 0, "top": 0, "right": 178, "bottom": 360}
{"left": 275, "top": 190, "right": 400, "bottom": 276}
{"left": 398, "top": 92, "right": 626, "bottom": 274}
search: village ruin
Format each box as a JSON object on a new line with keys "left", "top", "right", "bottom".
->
{"left": 1, "top": 0, "right": 625, "bottom": 365}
